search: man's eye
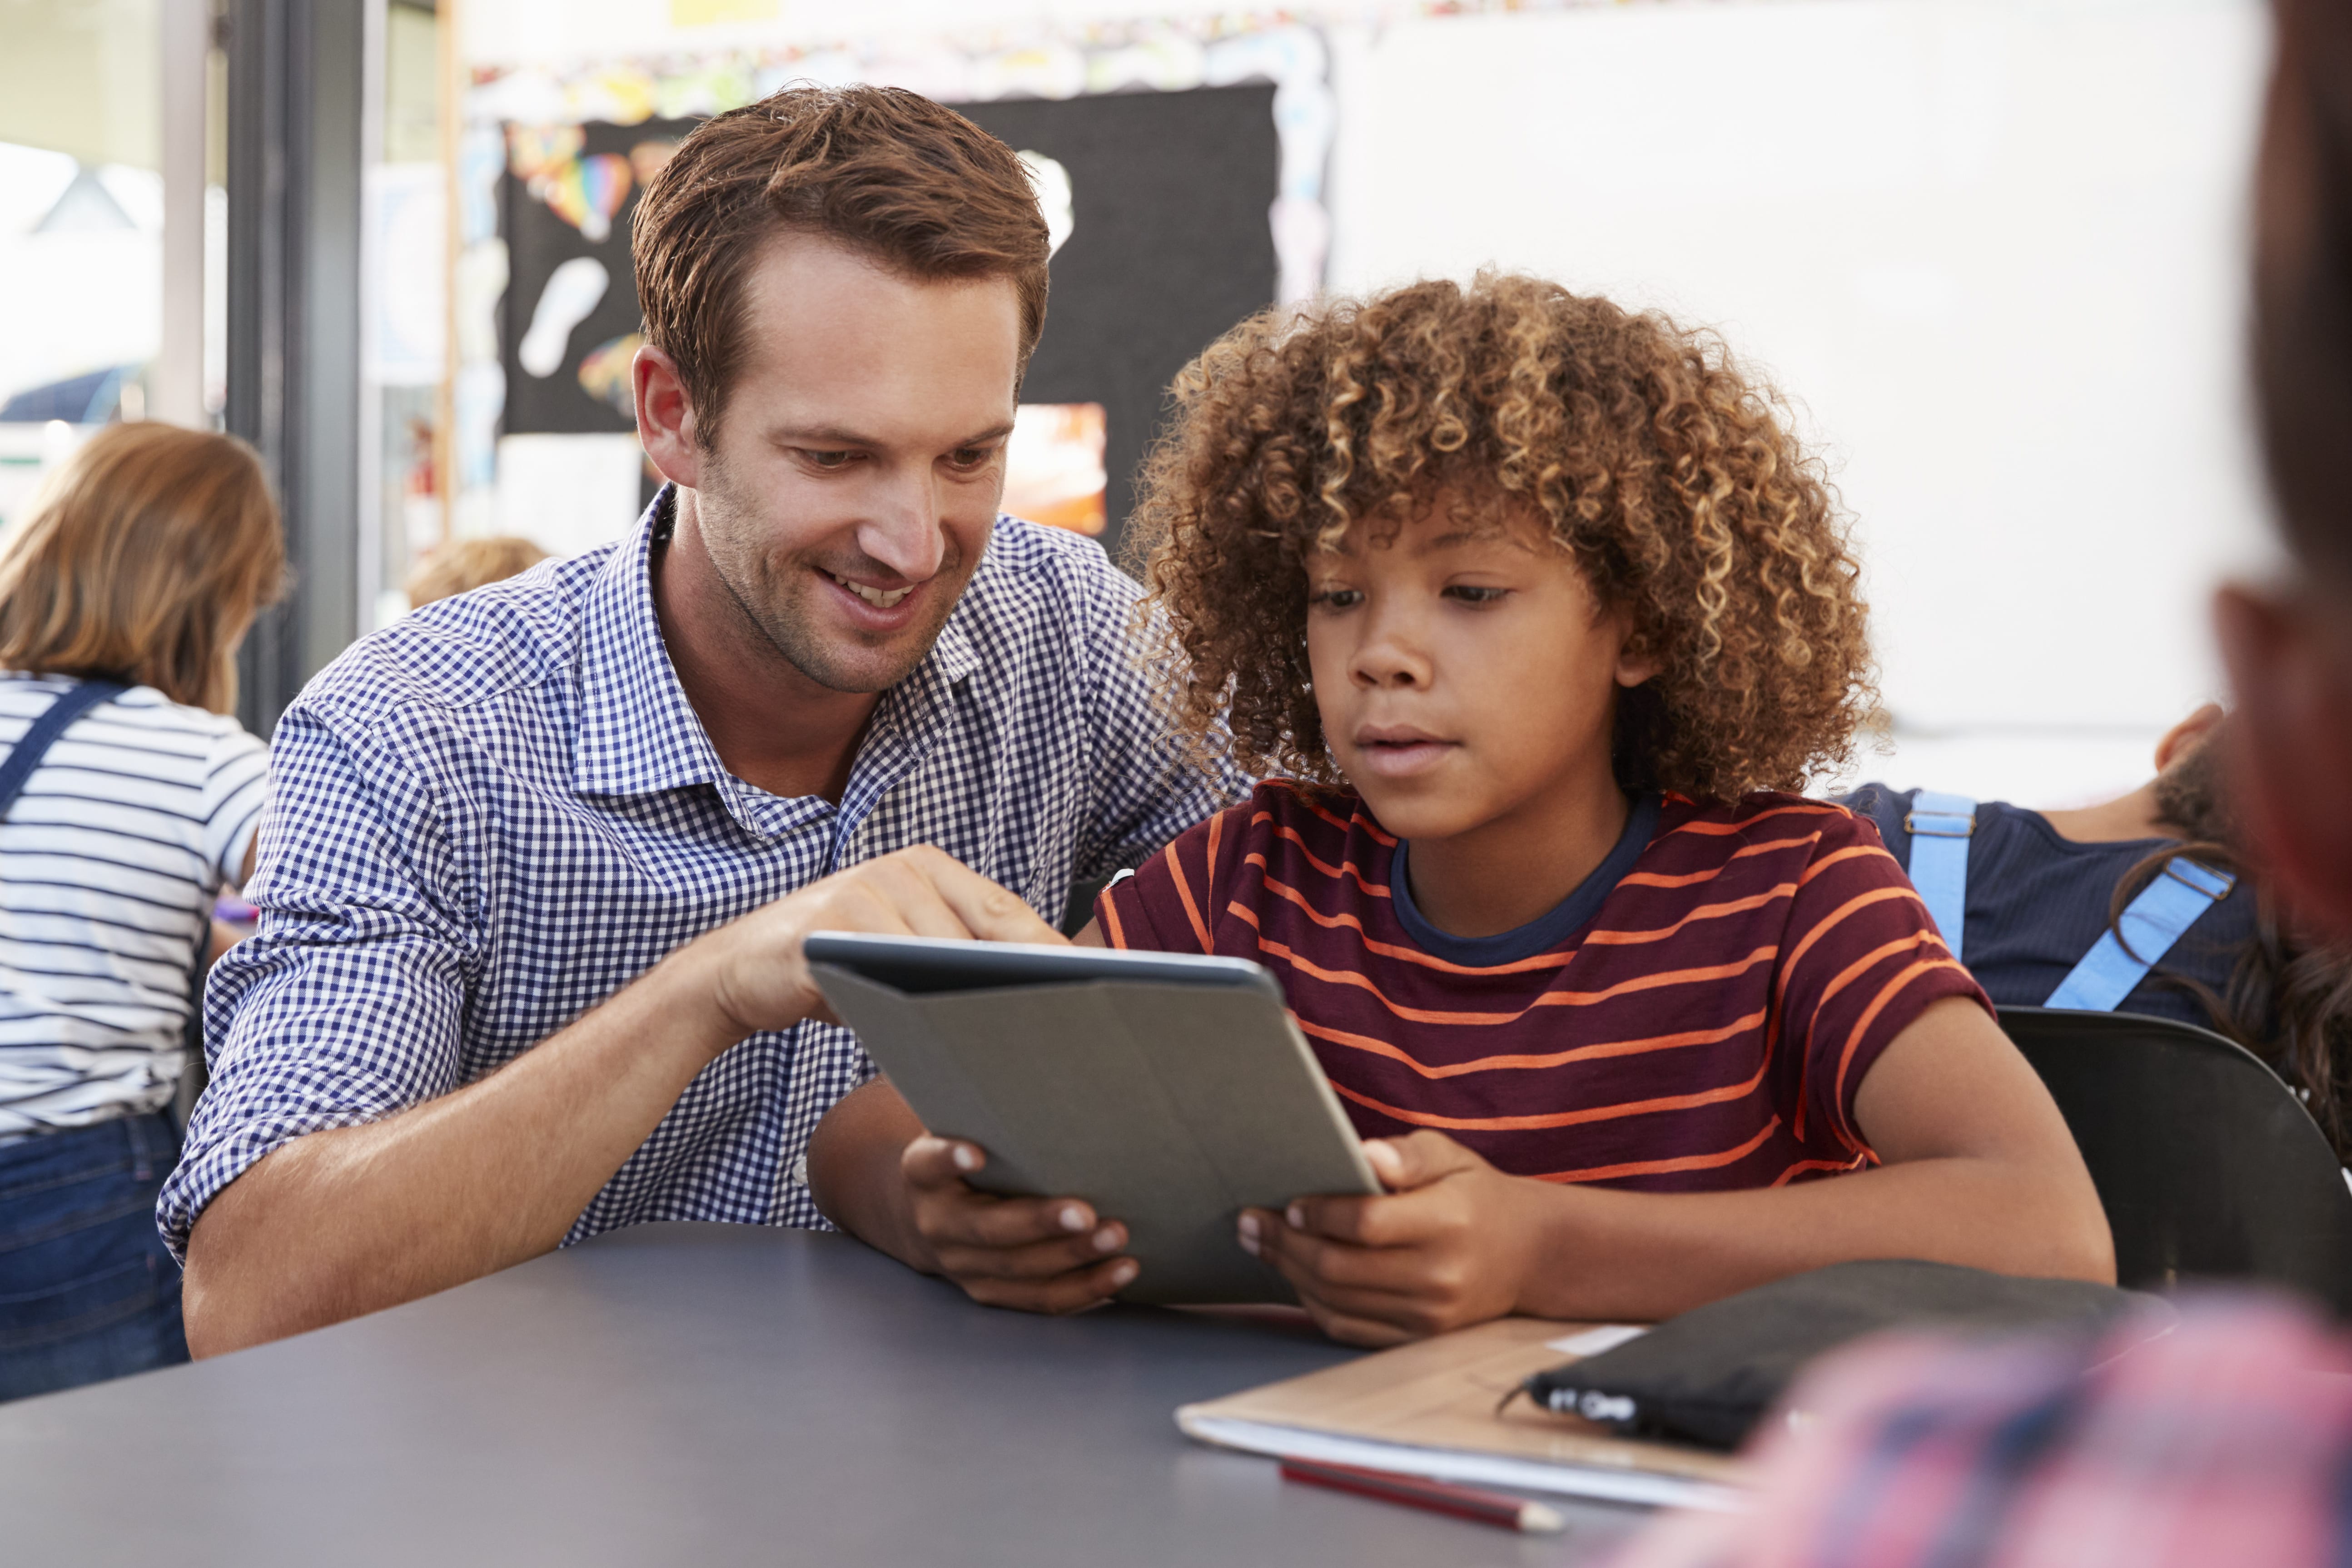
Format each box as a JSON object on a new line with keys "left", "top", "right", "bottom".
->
{"left": 802, "top": 449, "right": 855, "bottom": 470}
{"left": 947, "top": 447, "right": 996, "bottom": 470}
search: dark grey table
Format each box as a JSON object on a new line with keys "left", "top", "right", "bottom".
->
{"left": 0, "top": 1224, "right": 1652, "bottom": 1565}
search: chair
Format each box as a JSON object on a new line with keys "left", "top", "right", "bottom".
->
{"left": 1999, "top": 1005, "right": 2352, "bottom": 1316}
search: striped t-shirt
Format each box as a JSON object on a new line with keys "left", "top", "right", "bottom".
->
{"left": 0, "top": 671, "right": 268, "bottom": 1138}
{"left": 1097, "top": 780, "right": 1988, "bottom": 1190}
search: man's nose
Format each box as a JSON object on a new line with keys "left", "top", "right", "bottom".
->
{"left": 857, "top": 469, "right": 949, "bottom": 581}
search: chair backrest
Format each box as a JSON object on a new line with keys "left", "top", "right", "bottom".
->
{"left": 1999, "top": 1005, "right": 2352, "bottom": 1316}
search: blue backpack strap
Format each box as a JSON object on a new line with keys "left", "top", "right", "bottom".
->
{"left": 1903, "top": 790, "right": 1976, "bottom": 963}
{"left": 0, "top": 678, "right": 126, "bottom": 821}
{"left": 2044, "top": 855, "right": 2236, "bottom": 1012}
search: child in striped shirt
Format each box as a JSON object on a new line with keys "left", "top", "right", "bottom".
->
{"left": 815, "top": 275, "right": 2113, "bottom": 1341}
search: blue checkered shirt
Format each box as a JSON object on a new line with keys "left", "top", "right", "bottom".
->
{"left": 157, "top": 493, "right": 1244, "bottom": 1259}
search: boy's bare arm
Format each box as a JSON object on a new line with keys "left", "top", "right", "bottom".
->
{"left": 1249, "top": 997, "right": 2115, "bottom": 1344}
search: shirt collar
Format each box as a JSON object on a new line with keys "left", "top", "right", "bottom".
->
{"left": 570, "top": 486, "right": 988, "bottom": 830}
{"left": 572, "top": 487, "right": 729, "bottom": 801}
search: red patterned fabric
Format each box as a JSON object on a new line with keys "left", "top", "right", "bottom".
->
{"left": 1610, "top": 1295, "right": 2352, "bottom": 1568}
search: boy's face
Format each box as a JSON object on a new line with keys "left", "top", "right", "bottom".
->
{"left": 1304, "top": 494, "right": 1656, "bottom": 842}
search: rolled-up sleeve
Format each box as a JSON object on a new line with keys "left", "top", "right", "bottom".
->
{"left": 157, "top": 698, "right": 477, "bottom": 1261}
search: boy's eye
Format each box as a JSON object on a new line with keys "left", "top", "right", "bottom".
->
{"left": 1444, "top": 585, "right": 1509, "bottom": 605}
{"left": 1308, "top": 587, "right": 1363, "bottom": 611}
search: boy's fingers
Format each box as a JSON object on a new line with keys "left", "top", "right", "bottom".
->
{"left": 900, "top": 1135, "right": 986, "bottom": 1190}
{"left": 936, "top": 1197, "right": 1117, "bottom": 1252}
{"left": 958, "top": 1255, "right": 1138, "bottom": 1314}
{"left": 1254, "top": 1215, "right": 1414, "bottom": 1292}
{"left": 934, "top": 1227, "right": 1127, "bottom": 1282}
{"left": 1372, "top": 1131, "right": 1482, "bottom": 1190}
{"left": 1282, "top": 1192, "right": 1412, "bottom": 1247}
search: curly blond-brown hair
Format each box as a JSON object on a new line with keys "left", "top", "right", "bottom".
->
{"left": 1126, "top": 273, "right": 1875, "bottom": 802}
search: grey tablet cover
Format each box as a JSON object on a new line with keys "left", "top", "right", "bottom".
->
{"left": 807, "top": 935, "right": 1382, "bottom": 1306}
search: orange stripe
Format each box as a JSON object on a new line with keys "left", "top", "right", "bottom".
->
{"left": 1163, "top": 840, "right": 1213, "bottom": 953}
{"left": 1249, "top": 827, "right": 1392, "bottom": 898}
{"left": 1098, "top": 886, "right": 1128, "bottom": 948}
{"left": 1328, "top": 1052, "right": 1772, "bottom": 1132}
{"left": 1795, "top": 842, "right": 1893, "bottom": 888}
{"left": 1297, "top": 1010, "right": 1767, "bottom": 1079}
{"left": 1770, "top": 1155, "right": 1865, "bottom": 1187}
{"left": 1832, "top": 958, "right": 1964, "bottom": 1141}
{"left": 1245, "top": 875, "right": 1575, "bottom": 975}
{"left": 1293, "top": 792, "right": 1398, "bottom": 845}
{"left": 1580, "top": 885, "right": 1796, "bottom": 945}
{"left": 1527, "top": 1119, "right": 1780, "bottom": 1184}
{"left": 1668, "top": 802, "right": 1842, "bottom": 837}
{"left": 1254, "top": 935, "right": 1778, "bottom": 1026}
{"left": 1617, "top": 833, "right": 1825, "bottom": 888}
{"left": 1205, "top": 809, "right": 1224, "bottom": 893}
{"left": 1776, "top": 885, "right": 1920, "bottom": 1007}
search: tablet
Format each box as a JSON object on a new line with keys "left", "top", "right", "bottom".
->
{"left": 806, "top": 931, "right": 1382, "bottom": 1306}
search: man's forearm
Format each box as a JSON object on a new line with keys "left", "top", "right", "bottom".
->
{"left": 183, "top": 943, "right": 742, "bottom": 1356}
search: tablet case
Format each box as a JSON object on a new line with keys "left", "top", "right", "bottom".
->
{"left": 1518, "top": 1258, "right": 2164, "bottom": 1450}
{"left": 809, "top": 948, "right": 1382, "bottom": 1305}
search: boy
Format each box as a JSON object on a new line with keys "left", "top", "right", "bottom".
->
{"left": 809, "top": 275, "right": 2113, "bottom": 1343}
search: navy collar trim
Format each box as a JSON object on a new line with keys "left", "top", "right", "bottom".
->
{"left": 1390, "top": 793, "right": 1663, "bottom": 966}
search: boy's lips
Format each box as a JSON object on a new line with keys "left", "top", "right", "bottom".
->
{"left": 1351, "top": 726, "right": 1459, "bottom": 779}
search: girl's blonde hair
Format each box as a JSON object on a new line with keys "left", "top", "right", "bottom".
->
{"left": 0, "top": 422, "right": 284, "bottom": 715}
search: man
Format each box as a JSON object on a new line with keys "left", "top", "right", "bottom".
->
{"left": 165, "top": 86, "right": 1242, "bottom": 1353}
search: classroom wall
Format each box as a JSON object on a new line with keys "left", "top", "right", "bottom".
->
{"left": 457, "top": 0, "right": 2274, "bottom": 807}
{"left": 1323, "top": 0, "right": 2274, "bottom": 803}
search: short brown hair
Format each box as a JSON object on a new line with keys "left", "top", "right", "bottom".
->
{"left": 0, "top": 422, "right": 284, "bottom": 714}
{"left": 1129, "top": 274, "right": 1875, "bottom": 803}
{"left": 632, "top": 84, "right": 1050, "bottom": 446}
{"left": 405, "top": 535, "right": 550, "bottom": 608}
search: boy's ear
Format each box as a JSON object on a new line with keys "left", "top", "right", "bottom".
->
{"left": 1614, "top": 623, "right": 1662, "bottom": 689}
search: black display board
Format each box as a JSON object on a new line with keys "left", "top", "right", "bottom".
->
{"left": 497, "top": 86, "right": 1281, "bottom": 561}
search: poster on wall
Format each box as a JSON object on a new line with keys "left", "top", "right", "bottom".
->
{"left": 491, "top": 86, "right": 1279, "bottom": 563}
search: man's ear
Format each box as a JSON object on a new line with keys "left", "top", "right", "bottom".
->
{"left": 633, "top": 343, "right": 703, "bottom": 491}
{"left": 2215, "top": 581, "right": 2352, "bottom": 938}
{"left": 2153, "top": 700, "right": 2228, "bottom": 772}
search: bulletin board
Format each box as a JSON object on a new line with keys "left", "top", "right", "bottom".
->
{"left": 493, "top": 89, "right": 1278, "bottom": 561}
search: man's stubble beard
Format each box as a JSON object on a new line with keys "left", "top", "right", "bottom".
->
{"left": 696, "top": 460, "right": 971, "bottom": 696}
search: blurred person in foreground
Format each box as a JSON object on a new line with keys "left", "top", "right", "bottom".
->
{"left": 1612, "top": 2, "right": 2352, "bottom": 1561}
{"left": 0, "top": 423, "right": 280, "bottom": 1399}
{"left": 404, "top": 536, "right": 550, "bottom": 610}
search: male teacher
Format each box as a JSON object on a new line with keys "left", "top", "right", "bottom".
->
{"left": 164, "top": 86, "right": 1243, "bottom": 1352}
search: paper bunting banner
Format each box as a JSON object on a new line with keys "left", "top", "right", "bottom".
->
{"left": 577, "top": 332, "right": 644, "bottom": 417}
{"left": 541, "top": 153, "right": 633, "bottom": 243}
{"left": 506, "top": 123, "right": 583, "bottom": 187}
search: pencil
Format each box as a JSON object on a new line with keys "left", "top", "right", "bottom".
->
{"left": 1278, "top": 1458, "right": 1568, "bottom": 1534}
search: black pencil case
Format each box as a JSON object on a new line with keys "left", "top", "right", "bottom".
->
{"left": 1518, "top": 1258, "right": 2160, "bottom": 1451}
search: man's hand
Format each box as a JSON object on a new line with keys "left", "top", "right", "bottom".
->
{"left": 900, "top": 1135, "right": 1137, "bottom": 1311}
{"left": 697, "top": 845, "right": 1062, "bottom": 1043}
{"left": 1238, "top": 1132, "right": 1544, "bottom": 1347}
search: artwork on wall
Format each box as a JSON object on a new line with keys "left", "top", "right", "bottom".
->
{"left": 458, "top": 19, "right": 1332, "bottom": 563}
